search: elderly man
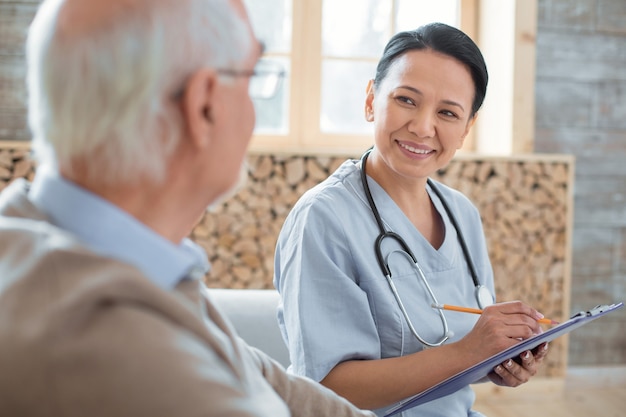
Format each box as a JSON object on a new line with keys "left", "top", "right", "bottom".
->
{"left": 0, "top": 0, "right": 376, "bottom": 416}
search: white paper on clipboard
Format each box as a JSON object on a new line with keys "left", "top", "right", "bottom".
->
{"left": 384, "top": 302, "right": 624, "bottom": 417}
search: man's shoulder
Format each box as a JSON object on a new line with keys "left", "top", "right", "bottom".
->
{"left": 0, "top": 239, "right": 249, "bottom": 416}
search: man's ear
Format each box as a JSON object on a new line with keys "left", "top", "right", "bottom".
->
{"left": 364, "top": 79, "right": 375, "bottom": 122}
{"left": 182, "top": 68, "right": 218, "bottom": 149}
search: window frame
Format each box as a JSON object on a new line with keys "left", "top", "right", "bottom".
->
{"left": 249, "top": 0, "right": 537, "bottom": 156}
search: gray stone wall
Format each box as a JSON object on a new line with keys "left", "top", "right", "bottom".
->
{"left": 0, "top": 0, "right": 36, "bottom": 141}
{"left": 535, "top": 0, "right": 626, "bottom": 365}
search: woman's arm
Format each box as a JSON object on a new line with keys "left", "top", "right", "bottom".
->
{"left": 321, "top": 301, "right": 548, "bottom": 410}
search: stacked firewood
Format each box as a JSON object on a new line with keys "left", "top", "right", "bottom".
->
{"left": 0, "top": 146, "right": 35, "bottom": 189}
{"left": 0, "top": 146, "right": 573, "bottom": 376}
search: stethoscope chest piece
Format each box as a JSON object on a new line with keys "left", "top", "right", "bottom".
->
{"left": 476, "top": 285, "right": 494, "bottom": 309}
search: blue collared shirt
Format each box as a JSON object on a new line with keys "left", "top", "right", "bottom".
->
{"left": 29, "top": 167, "right": 210, "bottom": 290}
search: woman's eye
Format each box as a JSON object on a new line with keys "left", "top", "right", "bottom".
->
{"left": 440, "top": 109, "right": 458, "bottom": 119}
{"left": 396, "top": 96, "right": 415, "bottom": 105}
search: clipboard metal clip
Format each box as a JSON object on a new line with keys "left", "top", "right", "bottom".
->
{"left": 589, "top": 304, "right": 621, "bottom": 316}
{"left": 572, "top": 303, "right": 622, "bottom": 319}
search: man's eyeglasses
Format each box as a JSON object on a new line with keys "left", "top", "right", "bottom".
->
{"left": 172, "top": 60, "right": 285, "bottom": 101}
{"left": 218, "top": 60, "right": 285, "bottom": 100}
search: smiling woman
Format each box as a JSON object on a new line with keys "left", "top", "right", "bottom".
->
{"left": 273, "top": 23, "right": 551, "bottom": 417}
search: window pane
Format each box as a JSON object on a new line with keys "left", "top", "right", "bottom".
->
{"left": 322, "top": 0, "right": 391, "bottom": 58}
{"left": 320, "top": 60, "right": 376, "bottom": 135}
{"left": 243, "top": 0, "right": 292, "bottom": 53}
{"left": 253, "top": 58, "right": 290, "bottom": 134}
{"left": 396, "top": 0, "right": 460, "bottom": 31}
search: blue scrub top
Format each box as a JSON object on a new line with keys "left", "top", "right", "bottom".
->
{"left": 274, "top": 159, "right": 494, "bottom": 417}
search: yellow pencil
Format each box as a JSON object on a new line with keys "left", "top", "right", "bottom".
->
{"left": 431, "top": 303, "right": 559, "bottom": 325}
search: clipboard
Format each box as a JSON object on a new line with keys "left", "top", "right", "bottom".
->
{"left": 383, "top": 302, "right": 624, "bottom": 417}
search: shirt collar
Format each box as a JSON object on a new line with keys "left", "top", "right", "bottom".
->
{"left": 29, "top": 167, "right": 210, "bottom": 289}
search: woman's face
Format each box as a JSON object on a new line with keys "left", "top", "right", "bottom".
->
{"left": 365, "top": 49, "right": 476, "bottom": 184}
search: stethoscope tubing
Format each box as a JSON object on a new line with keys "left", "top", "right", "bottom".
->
{"left": 360, "top": 148, "right": 483, "bottom": 290}
{"left": 359, "top": 148, "right": 492, "bottom": 347}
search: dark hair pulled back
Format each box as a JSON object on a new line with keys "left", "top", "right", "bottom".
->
{"left": 374, "top": 22, "right": 488, "bottom": 117}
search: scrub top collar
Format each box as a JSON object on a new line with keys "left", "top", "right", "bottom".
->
{"left": 356, "top": 162, "right": 457, "bottom": 265}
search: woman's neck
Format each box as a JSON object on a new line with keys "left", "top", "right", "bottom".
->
{"left": 364, "top": 152, "right": 444, "bottom": 249}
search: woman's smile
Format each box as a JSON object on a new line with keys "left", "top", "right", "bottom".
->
{"left": 396, "top": 140, "right": 435, "bottom": 159}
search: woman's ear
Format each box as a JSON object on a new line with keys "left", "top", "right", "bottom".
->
{"left": 182, "top": 68, "right": 218, "bottom": 149}
{"left": 458, "top": 113, "right": 478, "bottom": 149}
{"left": 462, "top": 113, "right": 478, "bottom": 138}
{"left": 364, "top": 79, "right": 375, "bottom": 122}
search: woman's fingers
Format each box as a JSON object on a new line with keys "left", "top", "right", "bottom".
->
{"left": 484, "top": 300, "right": 544, "bottom": 321}
{"left": 490, "top": 343, "right": 550, "bottom": 387}
{"left": 532, "top": 342, "right": 550, "bottom": 361}
{"left": 491, "top": 358, "right": 529, "bottom": 387}
{"left": 481, "top": 301, "right": 545, "bottom": 338}
{"left": 462, "top": 302, "right": 550, "bottom": 362}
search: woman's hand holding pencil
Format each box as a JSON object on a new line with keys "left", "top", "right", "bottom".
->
{"left": 431, "top": 303, "right": 559, "bottom": 325}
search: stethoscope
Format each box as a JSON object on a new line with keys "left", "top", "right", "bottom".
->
{"left": 360, "top": 148, "right": 494, "bottom": 347}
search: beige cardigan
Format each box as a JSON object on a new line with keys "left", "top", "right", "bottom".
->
{"left": 0, "top": 179, "right": 375, "bottom": 417}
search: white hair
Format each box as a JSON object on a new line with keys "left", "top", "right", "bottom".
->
{"left": 27, "top": 0, "right": 251, "bottom": 185}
